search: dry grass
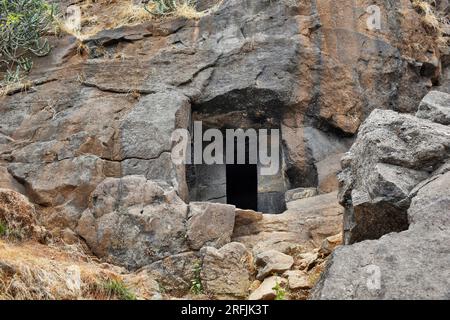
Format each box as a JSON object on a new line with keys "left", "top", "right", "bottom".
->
{"left": 412, "top": 0, "right": 440, "bottom": 30}
{"left": 115, "top": 1, "right": 155, "bottom": 26}
{"left": 411, "top": 0, "right": 450, "bottom": 47}
{"left": 51, "top": 0, "right": 154, "bottom": 40}
{"left": 53, "top": 0, "right": 221, "bottom": 41}
{"left": 0, "top": 80, "right": 33, "bottom": 97}
{"left": 173, "top": 3, "right": 205, "bottom": 19}
{"left": 0, "top": 239, "right": 150, "bottom": 300}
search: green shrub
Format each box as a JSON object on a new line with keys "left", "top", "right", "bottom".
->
{"left": 145, "top": 0, "right": 197, "bottom": 16}
{"left": 0, "top": 220, "right": 7, "bottom": 237}
{"left": 104, "top": 279, "right": 137, "bottom": 300}
{"left": 190, "top": 260, "right": 204, "bottom": 295}
{"left": 0, "top": 0, "right": 55, "bottom": 84}
{"left": 272, "top": 280, "right": 286, "bottom": 301}
{"left": 0, "top": 219, "right": 27, "bottom": 240}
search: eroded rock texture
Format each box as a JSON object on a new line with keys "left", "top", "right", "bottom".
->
{"left": 0, "top": 0, "right": 448, "bottom": 300}
{"left": 76, "top": 176, "right": 189, "bottom": 269}
{"left": 0, "top": 0, "right": 444, "bottom": 236}
{"left": 312, "top": 94, "right": 450, "bottom": 300}
{"left": 339, "top": 107, "right": 450, "bottom": 244}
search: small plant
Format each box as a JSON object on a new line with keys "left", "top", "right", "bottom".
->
{"left": 157, "top": 281, "right": 166, "bottom": 294}
{"left": 0, "top": 217, "right": 30, "bottom": 241}
{"left": 272, "top": 280, "right": 286, "bottom": 301}
{"left": 190, "top": 260, "right": 203, "bottom": 295}
{"left": 0, "top": 0, "right": 55, "bottom": 84}
{"left": 104, "top": 279, "right": 137, "bottom": 300}
{"left": 0, "top": 221, "right": 7, "bottom": 237}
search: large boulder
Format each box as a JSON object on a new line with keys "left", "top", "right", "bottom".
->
{"left": 8, "top": 156, "right": 114, "bottom": 231}
{"left": 312, "top": 100, "right": 450, "bottom": 299}
{"left": 339, "top": 109, "right": 450, "bottom": 244}
{"left": 312, "top": 170, "right": 450, "bottom": 300}
{"left": 200, "top": 242, "right": 252, "bottom": 298}
{"left": 142, "top": 251, "right": 200, "bottom": 295}
{"left": 76, "top": 176, "right": 189, "bottom": 269}
{"left": 186, "top": 202, "right": 236, "bottom": 250}
{"left": 255, "top": 250, "right": 294, "bottom": 280}
{"left": 416, "top": 91, "right": 450, "bottom": 125}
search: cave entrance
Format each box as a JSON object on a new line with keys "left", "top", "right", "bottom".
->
{"left": 226, "top": 164, "right": 258, "bottom": 211}
{"left": 186, "top": 130, "right": 287, "bottom": 214}
{"left": 186, "top": 89, "right": 289, "bottom": 214}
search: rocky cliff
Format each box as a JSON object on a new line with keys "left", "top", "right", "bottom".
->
{"left": 0, "top": 0, "right": 449, "bottom": 300}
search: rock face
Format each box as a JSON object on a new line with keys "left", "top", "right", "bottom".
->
{"left": 0, "top": 0, "right": 449, "bottom": 300}
{"left": 0, "top": 0, "right": 445, "bottom": 236}
{"left": 312, "top": 98, "right": 450, "bottom": 299}
{"left": 186, "top": 202, "right": 235, "bottom": 250}
{"left": 76, "top": 176, "right": 189, "bottom": 269}
{"left": 200, "top": 242, "right": 252, "bottom": 298}
{"left": 339, "top": 109, "right": 450, "bottom": 244}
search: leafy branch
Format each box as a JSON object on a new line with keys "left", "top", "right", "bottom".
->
{"left": 0, "top": 0, "right": 55, "bottom": 84}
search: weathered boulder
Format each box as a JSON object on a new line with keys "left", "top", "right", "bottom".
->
{"left": 339, "top": 109, "right": 450, "bottom": 244}
{"left": 312, "top": 104, "right": 450, "bottom": 300}
{"left": 284, "top": 270, "right": 312, "bottom": 290}
{"left": 312, "top": 171, "right": 450, "bottom": 300}
{"left": 234, "top": 209, "right": 263, "bottom": 226}
{"left": 200, "top": 242, "right": 252, "bottom": 298}
{"left": 186, "top": 202, "right": 235, "bottom": 250}
{"left": 255, "top": 250, "right": 294, "bottom": 280}
{"left": 76, "top": 176, "right": 189, "bottom": 269}
{"left": 248, "top": 276, "right": 287, "bottom": 301}
{"left": 416, "top": 91, "right": 450, "bottom": 125}
{"left": 8, "top": 155, "right": 115, "bottom": 231}
{"left": 142, "top": 252, "right": 199, "bottom": 295}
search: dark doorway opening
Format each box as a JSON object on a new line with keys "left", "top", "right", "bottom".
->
{"left": 226, "top": 164, "right": 258, "bottom": 211}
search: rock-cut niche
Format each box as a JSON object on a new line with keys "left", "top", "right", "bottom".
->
{"left": 186, "top": 89, "right": 289, "bottom": 214}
